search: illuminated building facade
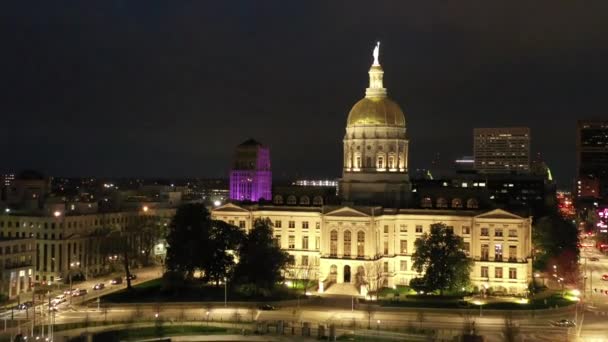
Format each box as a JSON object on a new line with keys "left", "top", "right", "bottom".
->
{"left": 474, "top": 127, "right": 530, "bottom": 174}
{"left": 0, "top": 237, "right": 35, "bottom": 299}
{"left": 213, "top": 44, "right": 533, "bottom": 296}
{"left": 576, "top": 120, "right": 608, "bottom": 199}
{"left": 229, "top": 139, "right": 272, "bottom": 202}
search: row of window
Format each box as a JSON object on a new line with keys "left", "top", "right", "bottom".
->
{"left": 348, "top": 152, "right": 404, "bottom": 169}
{"left": 0, "top": 244, "right": 32, "bottom": 255}
{"left": 330, "top": 230, "right": 365, "bottom": 258}
{"left": 480, "top": 228, "right": 518, "bottom": 238}
{"left": 275, "top": 235, "right": 320, "bottom": 251}
{"left": 480, "top": 244, "right": 518, "bottom": 261}
{"left": 0, "top": 231, "right": 62, "bottom": 240}
{"left": 480, "top": 266, "right": 518, "bottom": 279}
{"left": 274, "top": 220, "right": 319, "bottom": 229}
{"left": 421, "top": 197, "right": 479, "bottom": 209}
{"left": 0, "top": 215, "right": 146, "bottom": 229}
{"left": 273, "top": 195, "right": 324, "bottom": 206}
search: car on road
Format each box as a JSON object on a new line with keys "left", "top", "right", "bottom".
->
{"left": 552, "top": 319, "right": 576, "bottom": 327}
{"left": 16, "top": 301, "right": 33, "bottom": 310}
{"left": 64, "top": 289, "right": 73, "bottom": 296}
{"left": 127, "top": 274, "right": 137, "bottom": 280}
{"left": 258, "top": 304, "right": 276, "bottom": 311}
{"left": 589, "top": 257, "right": 600, "bottom": 261}
{"left": 72, "top": 289, "right": 88, "bottom": 297}
{"left": 110, "top": 277, "right": 123, "bottom": 285}
{"left": 93, "top": 283, "right": 105, "bottom": 290}
{"left": 602, "top": 274, "right": 608, "bottom": 281}
{"left": 51, "top": 295, "right": 66, "bottom": 305}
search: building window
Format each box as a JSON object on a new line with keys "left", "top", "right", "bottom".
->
{"left": 436, "top": 197, "right": 448, "bottom": 208}
{"left": 355, "top": 154, "right": 362, "bottom": 168}
{"left": 302, "top": 255, "right": 309, "bottom": 266}
{"left": 495, "top": 267, "right": 503, "bottom": 279}
{"left": 287, "top": 195, "right": 297, "bottom": 205}
{"left": 481, "top": 228, "right": 489, "bottom": 236}
{"left": 300, "top": 196, "right": 310, "bottom": 205}
{"left": 508, "top": 229, "right": 517, "bottom": 237}
{"left": 415, "top": 225, "right": 423, "bottom": 233}
{"left": 302, "top": 236, "right": 309, "bottom": 250}
{"left": 228, "top": 220, "right": 235, "bottom": 225}
{"left": 399, "top": 225, "right": 407, "bottom": 232}
{"left": 466, "top": 198, "right": 479, "bottom": 209}
{"left": 495, "top": 229, "right": 503, "bottom": 237}
{"left": 289, "top": 221, "right": 295, "bottom": 228}
{"left": 509, "top": 245, "right": 517, "bottom": 261}
{"left": 451, "top": 198, "right": 463, "bottom": 208}
{"left": 400, "top": 240, "right": 407, "bottom": 254}
{"left": 509, "top": 268, "right": 517, "bottom": 279}
{"left": 273, "top": 195, "right": 284, "bottom": 205}
{"left": 463, "top": 242, "right": 470, "bottom": 256}
{"left": 383, "top": 241, "right": 388, "bottom": 255}
{"left": 313, "top": 196, "right": 324, "bottom": 205}
{"left": 481, "top": 266, "right": 489, "bottom": 278}
{"left": 357, "top": 231, "right": 365, "bottom": 258}
{"left": 383, "top": 261, "right": 389, "bottom": 273}
{"left": 288, "top": 235, "right": 295, "bottom": 249}
{"left": 383, "top": 225, "right": 389, "bottom": 233}
{"left": 462, "top": 226, "right": 470, "bottom": 235}
{"left": 495, "top": 244, "right": 503, "bottom": 261}
{"left": 315, "top": 236, "right": 320, "bottom": 250}
{"left": 316, "top": 222, "right": 321, "bottom": 229}
{"left": 377, "top": 156, "right": 384, "bottom": 169}
{"left": 275, "top": 220, "right": 282, "bottom": 228}
{"left": 481, "top": 244, "right": 489, "bottom": 261}
{"left": 302, "top": 221, "right": 309, "bottom": 229}
{"left": 421, "top": 197, "right": 432, "bottom": 208}
{"left": 400, "top": 260, "right": 407, "bottom": 271}
{"left": 239, "top": 221, "right": 246, "bottom": 229}
{"left": 388, "top": 155, "right": 395, "bottom": 169}
{"left": 343, "top": 231, "right": 351, "bottom": 257}
{"left": 329, "top": 230, "right": 339, "bottom": 257}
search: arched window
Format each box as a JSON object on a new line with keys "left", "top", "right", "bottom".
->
{"left": 273, "top": 195, "right": 283, "bottom": 205}
{"left": 357, "top": 231, "right": 365, "bottom": 258}
{"left": 300, "top": 196, "right": 310, "bottom": 205}
{"left": 343, "top": 230, "right": 351, "bottom": 257}
{"left": 451, "top": 198, "right": 463, "bottom": 208}
{"left": 387, "top": 154, "right": 396, "bottom": 169}
{"left": 421, "top": 197, "right": 432, "bottom": 208}
{"left": 376, "top": 153, "right": 386, "bottom": 169}
{"left": 287, "top": 195, "right": 297, "bottom": 205}
{"left": 312, "top": 196, "right": 324, "bottom": 206}
{"left": 466, "top": 198, "right": 479, "bottom": 209}
{"left": 330, "top": 230, "right": 338, "bottom": 257}
{"left": 436, "top": 197, "right": 448, "bottom": 208}
{"left": 354, "top": 152, "right": 362, "bottom": 169}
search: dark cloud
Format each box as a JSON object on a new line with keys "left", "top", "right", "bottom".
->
{"left": 2, "top": 1, "right": 608, "bottom": 185}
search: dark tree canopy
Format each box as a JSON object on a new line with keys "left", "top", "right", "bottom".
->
{"left": 412, "top": 223, "right": 472, "bottom": 295}
{"left": 233, "top": 218, "right": 292, "bottom": 293}
{"left": 533, "top": 211, "right": 579, "bottom": 283}
{"left": 165, "top": 203, "right": 244, "bottom": 284}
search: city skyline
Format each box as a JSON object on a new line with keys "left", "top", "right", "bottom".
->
{"left": 3, "top": 2, "right": 608, "bottom": 185}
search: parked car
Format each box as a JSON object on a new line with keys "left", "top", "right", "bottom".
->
{"left": 589, "top": 257, "right": 600, "bottom": 261}
{"left": 64, "top": 289, "right": 73, "bottom": 296}
{"left": 51, "top": 295, "right": 66, "bottom": 305}
{"left": 110, "top": 277, "right": 123, "bottom": 285}
{"left": 602, "top": 274, "right": 608, "bottom": 281}
{"left": 552, "top": 319, "right": 576, "bottom": 327}
{"left": 93, "top": 283, "right": 105, "bottom": 290}
{"left": 72, "top": 289, "right": 88, "bottom": 297}
{"left": 16, "top": 301, "right": 33, "bottom": 310}
{"left": 258, "top": 304, "right": 276, "bottom": 311}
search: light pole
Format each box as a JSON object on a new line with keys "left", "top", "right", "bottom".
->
{"left": 224, "top": 276, "right": 227, "bottom": 308}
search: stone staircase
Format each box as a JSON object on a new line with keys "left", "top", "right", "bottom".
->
{"left": 323, "top": 282, "right": 360, "bottom": 296}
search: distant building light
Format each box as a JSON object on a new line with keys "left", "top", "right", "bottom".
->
{"left": 53, "top": 211, "right": 61, "bottom": 217}
{"left": 213, "top": 200, "right": 221, "bottom": 207}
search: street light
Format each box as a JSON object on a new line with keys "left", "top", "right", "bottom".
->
{"left": 224, "top": 277, "right": 228, "bottom": 308}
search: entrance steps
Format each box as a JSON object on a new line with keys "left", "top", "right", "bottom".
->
{"left": 323, "top": 282, "right": 360, "bottom": 296}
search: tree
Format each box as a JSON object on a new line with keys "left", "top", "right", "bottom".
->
{"left": 165, "top": 203, "right": 245, "bottom": 284}
{"left": 233, "top": 218, "right": 292, "bottom": 294}
{"left": 99, "top": 227, "right": 138, "bottom": 290}
{"left": 412, "top": 223, "right": 472, "bottom": 295}
{"left": 533, "top": 212, "right": 579, "bottom": 283}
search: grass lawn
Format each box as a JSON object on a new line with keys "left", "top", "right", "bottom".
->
{"left": 102, "top": 278, "right": 297, "bottom": 303}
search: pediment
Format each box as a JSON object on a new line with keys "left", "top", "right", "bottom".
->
{"left": 324, "top": 206, "right": 370, "bottom": 218}
{"left": 475, "top": 209, "right": 523, "bottom": 220}
{"left": 212, "top": 203, "right": 249, "bottom": 213}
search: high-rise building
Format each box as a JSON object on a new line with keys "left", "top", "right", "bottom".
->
{"left": 473, "top": 127, "right": 530, "bottom": 174}
{"left": 229, "top": 139, "right": 272, "bottom": 202}
{"left": 576, "top": 120, "right": 608, "bottom": 199}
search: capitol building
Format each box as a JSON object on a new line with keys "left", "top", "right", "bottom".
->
{"left": 213, "top": 44, "right": 533, "bottom": 296}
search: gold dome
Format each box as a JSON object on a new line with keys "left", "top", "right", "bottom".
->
{"left": 346, "top": 97, "right": 406, "bottom": 127}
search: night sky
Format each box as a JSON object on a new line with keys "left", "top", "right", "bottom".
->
{"left": 3, "top": 1, "right": 608, "bottom": 186}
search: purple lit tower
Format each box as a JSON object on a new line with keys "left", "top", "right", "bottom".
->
{"left": 229, "top": 139, "right": 272, "bottom": 202}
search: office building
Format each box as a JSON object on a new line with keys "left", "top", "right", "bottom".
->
{"left": 229, "top": 139, "right": 272, "bottom": 202}
{"left": 474, "top": 127, "right": 530, "bottom": 174}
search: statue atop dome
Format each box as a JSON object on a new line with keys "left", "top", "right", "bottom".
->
{"left": 372, "top": 41, "right": 380, "bottom": 66}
